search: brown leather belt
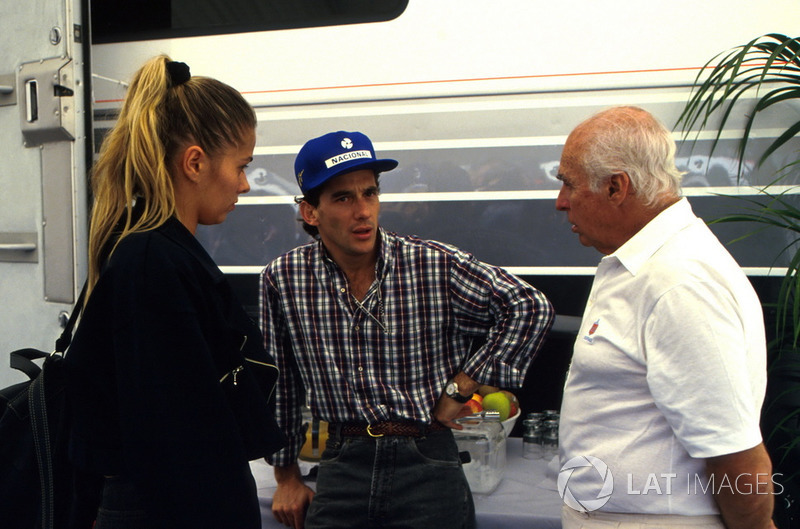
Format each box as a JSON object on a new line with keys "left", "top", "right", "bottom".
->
{"left": 331, "top": 420, "right": 447, "bottom": 438}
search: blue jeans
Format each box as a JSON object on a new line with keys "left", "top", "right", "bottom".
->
{"left": 93, "top": 476, "right": 150, "bottom": 529}
{"left": 306, "top": 428, "right": 476, "bottom": 529}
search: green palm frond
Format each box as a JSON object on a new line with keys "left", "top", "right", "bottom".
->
{"left": 711, "top": 187, "right": 800, "bottom": 345}
{"left": 676, "top": 33, "right": 800, "bottom": 180}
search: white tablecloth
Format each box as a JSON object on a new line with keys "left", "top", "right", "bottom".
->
{"left": 251, "top": 437, "right": 563, "bottom": 529}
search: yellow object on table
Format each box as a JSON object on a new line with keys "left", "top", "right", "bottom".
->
{"left": 299, "top": 417, "right": 328, "bottom": 461}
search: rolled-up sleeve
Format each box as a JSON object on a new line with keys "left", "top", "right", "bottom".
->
{"left": 448, "top": 249, "right": 554, "bottom": 387}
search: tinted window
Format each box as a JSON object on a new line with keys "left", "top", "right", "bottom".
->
{"left": 91, "top": 0, "right": 407, "bottom": 43}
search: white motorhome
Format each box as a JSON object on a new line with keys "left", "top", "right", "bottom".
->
{"left": 2, "top": 0, "right": 799, "bottom": 396}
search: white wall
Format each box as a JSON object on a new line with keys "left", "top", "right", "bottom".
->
{"left": 92, "top": 0, "right": 800, "bottom": 105}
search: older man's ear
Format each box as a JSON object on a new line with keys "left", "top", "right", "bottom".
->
{"left": 606, "top": 171, "right": 632, "bottom": 205}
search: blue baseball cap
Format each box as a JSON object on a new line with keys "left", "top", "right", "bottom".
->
{"left": 294, "top": 131, "right": 398, "bottom": 194}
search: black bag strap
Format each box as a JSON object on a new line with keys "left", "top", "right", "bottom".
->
{"left": 8, "top": 282, "right": 87, "bottom": 381}
{"left": 29, "top": 370, "right": 54, "bottom": 529}
{"left": 9, "top": 348, "right": 49, "bottom": 380}
{"left": 54, "top": 281, "right": 87, "bottom": 354}
{"left": 24, "top": 281, "right": 87, "bottom": 529}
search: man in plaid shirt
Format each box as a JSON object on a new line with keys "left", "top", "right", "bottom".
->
{"left": 260, "top": 130, "right": 553, "bottom": 529}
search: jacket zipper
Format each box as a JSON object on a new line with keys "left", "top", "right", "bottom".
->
{"left": 219, "top": 335, "right": 279, "bottom": 391}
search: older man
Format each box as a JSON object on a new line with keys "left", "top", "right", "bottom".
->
{"left": 555, "top": 106, "right": 776, "bottom": 529}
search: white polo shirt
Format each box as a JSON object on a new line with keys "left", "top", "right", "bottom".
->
{"left": 559, "top": 198, "right": 766, "bottom": 515}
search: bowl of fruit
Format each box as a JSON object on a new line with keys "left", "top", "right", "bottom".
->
{"left": 463, "top": 387, "right": 520, "bottom": 437}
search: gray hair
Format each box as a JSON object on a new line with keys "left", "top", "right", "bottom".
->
{"left": 577, "top": 106, "right": 683, "bottom": 206}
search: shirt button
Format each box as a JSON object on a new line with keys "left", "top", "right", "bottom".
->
{"left": 358, "top": 366, "right": 364, "bottom": 372}
{"left": 340, "top": 287, "right": 346, "bottom": 293}
{"left": 354, "top": 325, "right": 360, "bottom": 331}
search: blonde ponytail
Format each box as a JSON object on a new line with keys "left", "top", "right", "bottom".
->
{"left": 86, "top": 55, "right": 256, "bottom": 297}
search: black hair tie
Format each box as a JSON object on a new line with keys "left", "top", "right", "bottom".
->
{"left": 166, "top": 61, "right": 191, "bottom": 87}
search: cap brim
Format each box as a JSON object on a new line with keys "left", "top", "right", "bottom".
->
{"left": 305, "top": 158, "right": 399, "bottom": 193}
{"left": 339, "top": 158, "right": 397, "bottom": 176}
{"left": 370, "top": 159, "right": 399, "bottom": 174}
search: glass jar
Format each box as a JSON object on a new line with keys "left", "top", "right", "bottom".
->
{"left": 542, "top": 418, "right": 559, "bottom": 460}
{"left": 522, "top": 418, "right": 543, "bottom": 459}
{"left": 453, "top": 410, "right": 507, "bottom": 494}
{"left": 543, "top": 409, "right": 560, "bottom": 421}
{"left": 526, "top": 412, "right": 546, "bottom": 422}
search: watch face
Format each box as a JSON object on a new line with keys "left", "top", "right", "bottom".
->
{"left": 446, "top": 382, "right": 470, "bottom": 402}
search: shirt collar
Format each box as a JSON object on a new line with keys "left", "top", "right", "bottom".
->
{"left": 609, "top": 197, "right": 695, "bottom": 275}
{"left": 314, "top": 227, "right": 394, "bottom": 281}
{"left": 376, "top": 228, "right": 394, "bottom": 279}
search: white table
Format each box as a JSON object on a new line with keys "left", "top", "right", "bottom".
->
{"left": 251, "top": 437, "right": 563, "bottom": 529}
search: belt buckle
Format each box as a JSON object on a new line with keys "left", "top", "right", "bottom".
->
{"left": 366, "top": 424, "right": 384, "bottom": 438}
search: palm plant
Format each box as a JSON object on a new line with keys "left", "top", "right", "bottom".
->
{"left": 678, "top": 33, "right": 800, "bottom": 177}
{"left": 676, "top": 33, "right": 800, "bottom": 527}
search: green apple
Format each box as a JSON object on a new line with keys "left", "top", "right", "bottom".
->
{"left": 481, "top": 391, "right": 511, "bottom": 421}
{"left": 499, "top": 390, "right": 519, "bottom": 417}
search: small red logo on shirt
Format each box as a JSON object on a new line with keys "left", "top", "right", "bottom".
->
{"left": 583, "top": 319, "right": 600, "bottom": 344}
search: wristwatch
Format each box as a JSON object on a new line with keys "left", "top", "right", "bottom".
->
{"left": 444, "top": 380, "right": 472, "bottom": 403}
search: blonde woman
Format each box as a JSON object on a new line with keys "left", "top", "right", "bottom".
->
{"left": 65, "top": 55, "right": 284, "bottom": 529}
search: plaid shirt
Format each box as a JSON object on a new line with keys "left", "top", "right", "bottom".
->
{"left": 260, "top": 228, "right": 553, "bottom": 466}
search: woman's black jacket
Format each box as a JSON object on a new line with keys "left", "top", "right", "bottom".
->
{"left": 65, "top": 216, "right": 285, "bottom": 529}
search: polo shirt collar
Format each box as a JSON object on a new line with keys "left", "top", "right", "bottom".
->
{"left": 610, "top": 197, "right": 695, "bottom": 275}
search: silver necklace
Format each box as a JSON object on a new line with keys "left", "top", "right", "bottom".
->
{"left": 351, "top": 285, "right": 390, "bottom": 334}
